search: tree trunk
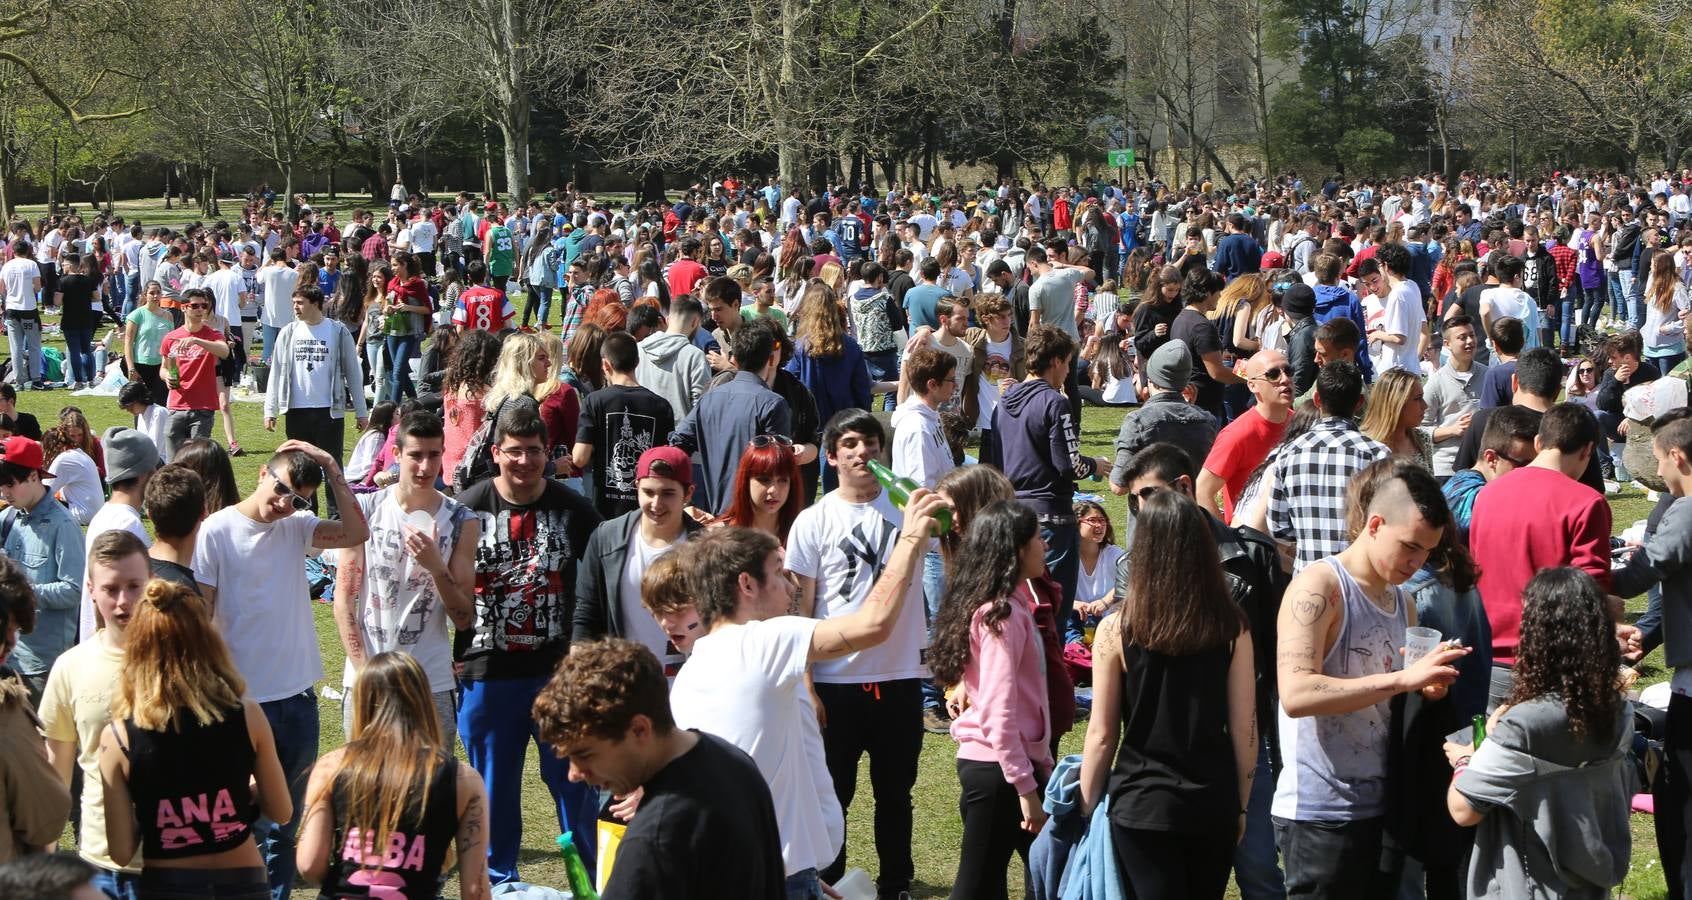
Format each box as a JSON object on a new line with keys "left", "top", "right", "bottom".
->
{"left": 392, "top": 142, "right": 404, "bottom": 186}
{"left": 47, "top": 137, "right": 58, "bottom": 212}
{"left": 481, "top": 134, "right": 494, "bottom": 198}
{"left": 208, "top": 163, "right": 220, "bottom": 217}
{"left": 637, "top": 169, "right": 666, "bottom": 206}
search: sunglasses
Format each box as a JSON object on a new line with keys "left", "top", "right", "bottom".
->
{"left": 186, "top": 303, "right": 210, "bottom": 310}
{"left": 266, "top": 466, "right": 314, "bottom": 511}
{"left": 750, "top": 434, "right": 794, "bottom": 449}
{"left": 1578, "top": 366, "right": 1595, "bottom": 375}
{"left": 1127, "top": 484, "right": 1162, "bottom": 514}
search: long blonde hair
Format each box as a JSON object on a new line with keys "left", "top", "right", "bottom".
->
{"left": 794, "top": 281, "right": 846, "bottom": 358}
{"left": 1359, "top": 368, "right": 1422, "bottom": 446}
{"left": 484, "top": 331, "right": 555, "bottom": 410}
{"left": 1212, "top": 272, "right": 1271, "bottom": 326}
{"left": 1648, "top": 251, "right": 1677, "bottom": 314}
{"left": 535, "top": 329, "right": 565, "bottom": 401}
{"left": 112, "top": 579, "right": 246, "bottom": 731}
{"left": 340, "top": 652, "right": 450, "bottom": 859}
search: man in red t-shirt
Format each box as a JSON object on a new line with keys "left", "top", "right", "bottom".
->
{"left": 1197, "top": 348, "right": 1293, "bottom": 521}
{"left": 666, "top": 236, "right": 709, "bottom": 299}
{"left": 1470, "top": 402, "right": 1632, "bottom": 670}
{"left": 160, "top": 286, "right": 232, "bottom": 458}
{"left": 452, "top": 260, "right": 516, "bottom": 333}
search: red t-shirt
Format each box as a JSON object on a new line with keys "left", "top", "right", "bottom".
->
{"left": 1469, "top": 466, "right": 1612, "bottom": 665}
{"left": 667, "top": 258, "right": 708, "bottom": 299}
{"left": 1053, "top": 198, "right": 1072, "bottom": 231}
{"left": 161, "top": 325, "right": 225, "bottom": 411}
{"left": 453, "top": 286, "right": 515, "bottom": 332}
{"left": 1201, "top": 407, "right": 1287, "bottom": 521}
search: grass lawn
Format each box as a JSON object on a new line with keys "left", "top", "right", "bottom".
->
{"left": 6, "top": 314, "right": 1672, "bottom": 899}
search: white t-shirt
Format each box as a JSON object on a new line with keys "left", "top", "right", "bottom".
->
{"left": 1370, "top": 280, "right": 1425, "bottom": 375}
{"left": 35, "top": 229, "right": 62, "bottom": 265}
{"left": 285, "top": 319, "right": 339, "bottom": 409}
{"left": 977, "top": 335, "right": 1014, "bottom": 429}
{"left": 49, "top": 449, "right": 103, "bottom": 526}
{"left": 77, "top": 502, "right": 151, "bottom": 640}
{"left": 1480, "top": 286, "right": 1533, "bottom": 324}
{"left": 256, "top": 265, "right": 299, "bottom": 328}
{"left": 784, "top": 491, "right": 928, "bottom": 684}
{"left": 409, "top": 221, "right": 437, "bottom": 253}
{"left": 193, "top": 506, "right": 323, "bottom": 702}
{"left": 1077, "top": 544, "right": 1126, "bottom": 606}
{"left": 135, "top": 405, "right": 171, "bottom": 464}
{"left": 617, "top": 529, "right": 686, "bottom": 672}
{"left": 890, "top": 397, "right": 953, "bottom": 490}
{"left": 205, "top": 267, "right": 247, "bottom": 325}
{"left": 343, "top": 489, "right": 470, "bottom": 693}
{"left": 909, "top": 213, "right": 938, "bottom": 240}
{"left": 670, "top": 616, "right": 840, "bottom": 876}
{"left": 1, "top": 257, "right": 39, "bottom": 311}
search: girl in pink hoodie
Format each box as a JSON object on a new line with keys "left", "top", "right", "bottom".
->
{"left": 929, "top": 499, "right": 1054, "bottom": 900}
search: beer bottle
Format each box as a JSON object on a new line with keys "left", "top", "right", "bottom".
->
{"left": 865, "top": 458, "right": 952, "bottom": 534}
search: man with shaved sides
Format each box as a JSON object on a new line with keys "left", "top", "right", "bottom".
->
{"left": 1273, "top": 458, "right": 1470, "bottom": 897}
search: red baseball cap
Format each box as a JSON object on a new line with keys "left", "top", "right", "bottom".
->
{"left": 0, "top": 436, "right": 52, "bottom": 479}
{"left": 635, "top": 447, "right": 692, "bottom": 488}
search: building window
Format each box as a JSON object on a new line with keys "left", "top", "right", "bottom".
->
{"left": 1433, "top": 35, "right": 1442, "bottom": 50}
{"left": 1432, "top": 0, "right": 1441, "bottom": 14}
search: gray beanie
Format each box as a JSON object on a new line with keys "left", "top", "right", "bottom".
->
{"left": 101, "top": 426, "right": 160, "bottom": 485}
{"left": 1147, "top": 339, "right": 1193, "bottom": 392}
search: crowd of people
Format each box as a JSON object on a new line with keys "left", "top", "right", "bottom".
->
{"left": 0, "top": 165, "right": 1690, "bottom": 900}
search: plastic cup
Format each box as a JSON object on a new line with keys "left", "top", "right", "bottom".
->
{"left": 404, "top": 509, "right": 435, "bottom": 537}
{"left": 1403, "top": 626, "right": 1442, "bottom": 669}
{"left": 832, "top": 869, "right": 876, "bottom": 900}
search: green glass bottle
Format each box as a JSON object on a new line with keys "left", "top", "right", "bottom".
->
{"left": 1472, "top": 713, "right": 1487, "bottom": 749}
{"left": 555, "top": 832, "right": 599, "bottom": 900}
{"left": 865, "top": 458, "right": 952, "bottom": 534}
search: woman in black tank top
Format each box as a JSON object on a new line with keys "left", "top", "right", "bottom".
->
{"left": 97, "top": 579, "right": 292, "bottom": 899}
{"left": 297, "top": 652, "right": 491, "bottom": 900}
{"left": 1076, "top": 492, "right": 1257, "bottom": 900}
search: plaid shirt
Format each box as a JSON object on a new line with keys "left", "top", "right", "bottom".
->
{"left": 1548, "top": 243, "right": 1578, "bottom": 290}
{"left": 1268, "top": 417, "right": 1391, "bottom": 573}
{"left": 559, "top": 284, "right": 591, "bottom": 346}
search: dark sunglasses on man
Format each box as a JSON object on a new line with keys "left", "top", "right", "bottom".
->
{"left": 266, "top": 465, "right": 315, "bottom": 511}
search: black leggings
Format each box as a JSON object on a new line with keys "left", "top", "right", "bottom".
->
{"left": 950, "top": 759, "right": 1036, "bottom": 900}
{"left": 1660, "top": 693, "right": 1692, "bottom": 900}
{"left": 134, "top": 361, "right": 167, "bottom": 407}
{"left": 1113, "top": 824, "right": 1235, "bottom": 900}
{"left": 1078, "top": 385, "right": 1136, "bottom": 407}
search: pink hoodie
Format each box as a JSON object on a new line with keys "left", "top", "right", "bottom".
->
{"left": 950, "top": 593, "right": 1054, "bottom": 795}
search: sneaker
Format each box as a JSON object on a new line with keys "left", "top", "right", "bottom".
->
{"left": 921, "top": 707, "right": 950, "bottom": 735}
{"left": 228, "top": 441, "right": 246, "bottom": 458}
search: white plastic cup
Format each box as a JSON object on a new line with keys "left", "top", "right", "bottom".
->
{"left": 1403, "top": 626, "right": 1443, "bottom": 669}
{"left": 832, "top": 868, "right": 876, "bottom": 900}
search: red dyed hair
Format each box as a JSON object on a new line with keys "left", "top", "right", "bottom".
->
{"left": 720, "top": 440, "right": 805, "bottom": 542}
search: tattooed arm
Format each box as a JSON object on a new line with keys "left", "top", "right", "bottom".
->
{"left": 455, "top": 763, "right": 493, "bottom": 900}
{"left": 1276, "top": 566, "right": 1465, "bottom": 717}
{"left": 333, "top": 544, "right": 368, "bottom": 674}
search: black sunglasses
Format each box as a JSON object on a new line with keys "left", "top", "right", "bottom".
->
{"left": 1127, "top": 484, "right": 1161, "bottom": 515}
{"left": 266, "top": 466, "right": 314, "bottom": 511}
{"left": 1251, "top": 366, "right": 1291, "bottom": 382}
{"left": 750, "top": 434, "right": 794, "bottom": 449}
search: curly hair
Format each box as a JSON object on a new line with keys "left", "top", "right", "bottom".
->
{"left": 0, "top": 556, "right": 36, "bottom": 638}
{"left": 533, "top": 638, "right": 674, "bottom": 749}
{"left": 928, "top": 500, "right": 1039, "bottom": 686}
{"left": 443, "top": 329, "right": 501, "bottom": 399}
{"left": 1508, "top": 568, "right": 1623, "bottom": 741}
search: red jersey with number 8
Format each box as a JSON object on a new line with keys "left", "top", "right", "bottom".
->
{"left": 452, "top": 286, "right": 515, "bottom": 333}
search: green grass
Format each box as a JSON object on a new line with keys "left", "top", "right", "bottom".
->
{"left": 8, "top": 316, "right": 1672, "bottom": 899}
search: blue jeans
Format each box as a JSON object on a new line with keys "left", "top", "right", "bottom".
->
{"left": 1621, "top": 270, "right": 1645, "bottom": 329}
{"left": 63, "top": 327, "right": 95, "bottom": 383}
{"left": 459, "top": 676, "right": 599, "bottom": 885}
{"left": 864, "top": 349, "right": 898, "bottom": 411}
{"left": 1233, "top": 740, "right": 1286, "bottom": 900}
{"left": 785, "top": 868, "right": 823, "bottom": 900}
{"left": 365, "top": 341, "right": 388, "bottom": 404}
{"left": 1651, "top": 350, "right": 1687, "bottom": 377}
{"left": 124, "top": 273, "right": 141, "bottom": 320}
{"left": 1041, "top": 519, "right": 1082, "bottom": 643}
{"left": 1579, "top": 283, "right": 1604, "bottom": 334}
{"left": 1608, "top": 272, "right": 1628, "bottom": 321}
{"left": 260, "top": 323, "right": 281, "bottom": 365}
{"left": 256, "top": 690, "right": 318, "bottom": 900}
{"left": 921, "top": 549, "right": 946, "bottom": 711}
{"left": 386, "top": 333, "right": 421, "bottom": 401}
{"left": 92, "top": 867, "right": 143, "bottom": 900}
{"left": 1560, "top": 287, "right": 1578, "bottom": 348}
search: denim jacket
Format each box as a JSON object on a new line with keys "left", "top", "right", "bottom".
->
{"left": 1, "top": 498, "right": 85, "bottom": 675}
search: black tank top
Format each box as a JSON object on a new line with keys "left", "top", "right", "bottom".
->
{"left": 123, "top": 705, "right": 259, "bottom": 860}
{"left": 1107, "top": 636, "right": 1240, "bottom": 836}
{"left": 321, "top": 754, "right": 458, "bottom": 899}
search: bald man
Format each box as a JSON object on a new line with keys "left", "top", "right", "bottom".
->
{"left": 1272, "top": 458, "right": 1469, "bottom": 898}
{"left": 1196, "top": 349, "right": 1295, "bottom": 521}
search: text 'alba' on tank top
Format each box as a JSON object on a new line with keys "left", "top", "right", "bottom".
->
{"left": 1270, "top": 556, "right": 1407, "bottom": 822}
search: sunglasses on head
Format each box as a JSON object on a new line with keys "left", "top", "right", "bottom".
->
{"left": 266, "top": 466, "right": 314, "bottom": 511}
{"left": 750, "top": 434, "right": 794, "bottom": 449}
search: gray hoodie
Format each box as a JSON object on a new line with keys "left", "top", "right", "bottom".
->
{"left": 1612, "top": 494, "right": 1692, "bottom": 670}
{"left": 1455, "top": 696, "right": 1635, "bottom": 900}
{"left": 635, "top": 331, "right": 712, "bottom": 423}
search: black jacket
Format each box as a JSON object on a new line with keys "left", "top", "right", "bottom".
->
{"left": 1285, "top": 316, "right": 1319, "bottom": 397}
{"left": 572, "top": 510, "right": 704, "bottom": 643}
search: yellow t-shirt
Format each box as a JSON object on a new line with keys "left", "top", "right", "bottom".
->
{"left": 39, "top": 637, "right": 139, "bottom": 873}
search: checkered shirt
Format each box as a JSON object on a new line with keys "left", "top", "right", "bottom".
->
{"left": 1267, "top": 417, "right": 1391, "bottom": 572}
